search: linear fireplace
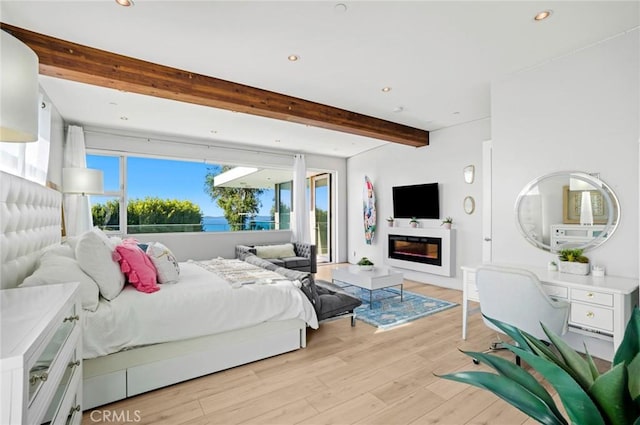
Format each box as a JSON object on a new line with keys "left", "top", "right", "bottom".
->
{"left": 389, "top": 235, "right": 442, "bottom": 266}
{"left": 386, "top": 227, "right": 455, "bottom": 277}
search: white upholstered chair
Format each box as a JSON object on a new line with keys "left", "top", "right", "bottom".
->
{"left": 475, "top": 264, "right": 570, "bottom": 362}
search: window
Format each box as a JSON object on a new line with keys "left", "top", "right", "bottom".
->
{"left": 0, "top": 94, "right": 51, "bottom": 184}
{"left": 87, "top": 153, "right": 278, "bottom": 234}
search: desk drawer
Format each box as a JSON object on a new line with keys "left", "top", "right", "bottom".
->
{"left": 570, "top": 302, "right": 613, "bottom": 333}
{"left": 571, "top": 289, "right": 613, "bottom": 307}
{"left": 543, "top": 284, "right": 568, "bottom": 299}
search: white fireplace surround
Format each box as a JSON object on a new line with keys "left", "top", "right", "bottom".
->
{"left": 386, "top": 227, "right": 456, "bottom": 277}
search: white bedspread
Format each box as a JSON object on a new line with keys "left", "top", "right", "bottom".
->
{"left": 83, "top": 261, "right": 318, "bottom": 359}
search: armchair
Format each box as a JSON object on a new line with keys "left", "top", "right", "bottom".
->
{"left": 475, "top": 265, "right": 570, "bottom": 362}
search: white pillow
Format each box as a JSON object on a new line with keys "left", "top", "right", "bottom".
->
{"left": 255, "top": 243, "right": 297, "bottom": 259}
{"left": 75, "top": 228, "right": 125, "bottom": 300}
{"left": 145, "top": 242, "right": 180, "bottom": 284}
{"left": 42, "top": 243, "right": 75, "bottom": 259}
{"left": 22, "top": 255, "right": 100, "bottom": 312}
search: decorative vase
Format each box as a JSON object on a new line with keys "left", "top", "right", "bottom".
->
{"left": 387, "top": 221, "right": 394, "bottom": 227}
{"left": 358, "top": 265, "right": 373, "bottom": 271}
{"left": 410, "top": 222, "right": 418, "bottom": 228}
{"left": 558, "top": 261, "right": 590, "bottom": 276}
{"left": 443, "top": 223, "right": 452, "bottom": 230}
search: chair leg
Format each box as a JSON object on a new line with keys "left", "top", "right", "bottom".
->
{"left": 472, "top": 336, "right": 511, "bottom": 365}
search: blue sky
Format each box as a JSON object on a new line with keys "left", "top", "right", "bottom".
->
{"left": 87, "top": 155, "right": 275, "bottom": 217}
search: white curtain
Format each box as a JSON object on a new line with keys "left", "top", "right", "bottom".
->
{"left": 63, "top": 125, "right": 92, "bottom": 236}
{"left": 292, "top": 154, "right": 310, "bottom": 243}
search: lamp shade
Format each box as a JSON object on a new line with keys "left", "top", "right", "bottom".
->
{"left": 63, "top": 168, "right": 104, "bottom": 195}
{"left": 0, "top": 30, "right": 40, "bottom": 142}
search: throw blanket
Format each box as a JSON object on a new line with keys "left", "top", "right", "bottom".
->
{"left": 193, "top": 258, "right": 300, "bottom": 286}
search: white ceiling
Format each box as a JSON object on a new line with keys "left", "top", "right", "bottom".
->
{"left": 2, "top": 1, "right": 638, "bottom": 158}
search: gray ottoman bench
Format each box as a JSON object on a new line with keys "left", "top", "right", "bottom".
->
{"left": 242, "top": 255, "right": 361, "bottom": 325}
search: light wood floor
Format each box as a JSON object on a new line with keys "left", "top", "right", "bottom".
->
{"left": 82, "top": 264, "right": 604, "bottom": 425}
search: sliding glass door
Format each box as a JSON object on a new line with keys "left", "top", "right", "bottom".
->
{"left": 311, "top": 174, "right": 331, "bottom": 263}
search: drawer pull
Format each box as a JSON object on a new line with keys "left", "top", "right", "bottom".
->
{"left": 587, "top": 292, "right": 594, "bottom": 298}
{"left": 29, "top": 372, "right": 48, "bottom": 385}
{"left": 587, "top": 311, "right": 595, "bottom": 318}
{"left": 63, "top": 315, "right": 80, "bottom": 323}
{"left": 68, "top": 360, "right": 81, "bottom": 368}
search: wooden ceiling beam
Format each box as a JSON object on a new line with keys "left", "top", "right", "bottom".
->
{"left": 1, "top": 23, "right": 429, "bottom": 147}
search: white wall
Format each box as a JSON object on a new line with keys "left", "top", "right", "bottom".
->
{"left": 347, "top": 118, "right": 490, "bottom": 289}
{"left": 491, "top": 30, "right": 639, "bottom": 278}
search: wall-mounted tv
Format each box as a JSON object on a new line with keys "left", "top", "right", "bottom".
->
{"left": 392, "top": 183, "right": 440, "bottom": 219}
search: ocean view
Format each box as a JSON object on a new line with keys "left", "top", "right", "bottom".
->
{"left": 202, "top": 215, "right": 276, "bottom": 232}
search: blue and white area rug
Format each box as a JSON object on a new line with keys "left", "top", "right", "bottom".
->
{"left": 334, "top": 283, "right": 458, "bottom": 329}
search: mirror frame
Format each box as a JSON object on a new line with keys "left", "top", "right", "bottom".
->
{"left": 514, "top": 171, "right": 620, "bottom": 253}
{"left": 463, "top": 196, "right": 475, "bottom": 214}
{"left": 463, "top": 165, "right": 475, "bottom": 184}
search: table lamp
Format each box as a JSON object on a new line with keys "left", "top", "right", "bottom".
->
{"left": 0, "top": 30, "right": 40, "bottom": 142}
{"left": 569, "top": 176, "right": 598, "bottom": 226}
{"left": 63, "top": 167, "right": 104, "bottom": 234}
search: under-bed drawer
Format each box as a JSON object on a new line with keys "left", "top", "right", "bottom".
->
{"left": 83, "top": 370, "right": 126, "bottom": 410}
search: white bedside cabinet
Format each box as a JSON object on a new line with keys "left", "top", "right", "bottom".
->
{"left": 1, "top": 282, "right": 82, "bottom": 425}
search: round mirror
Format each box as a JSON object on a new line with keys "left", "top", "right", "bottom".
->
{"left": 463, "top": 196, "right": 475, "bottom": 214}
{"left": 515, "top": 171, "right": 619, "bottom": 252}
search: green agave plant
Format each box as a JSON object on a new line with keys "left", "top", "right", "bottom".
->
{"left": 438, "top": 307, "right": 639, "bottom": 425}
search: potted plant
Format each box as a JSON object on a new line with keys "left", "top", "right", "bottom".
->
{"left": 357, "top": 257, "right": 374, "bottom": 271}
{"left": 409, "top": 217, "right": 419, "bottom": 228}
{"left": 386, "top": 216, "right": 394, "bottom": 227}
{"left": 557, "top": 248, "right": 590, "bottom": 275}
{"left": 441, "top": 216, "right": 453, "bottom": 230}
{"left": 438, "top": 308, "right": 640, "bottom": 425}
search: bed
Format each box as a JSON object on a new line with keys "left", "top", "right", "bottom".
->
{"left": 0, "top": 171, "right": 317, "bottom": 410}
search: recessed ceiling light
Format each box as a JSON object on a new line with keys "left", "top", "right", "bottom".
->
{"left": 115, "top": 0, "right": 134, "bottom": 6}
{"left": 534, "top": 10, "right": 552, "bottom": 21}
{"left": 381, "top": 87, "right": 392, "bottom": 93}
{"left": 288, "top": 54, "right": 300, "bottom": 62}
{"left": 334, "top": 3, "right": 347, "bottom": 13}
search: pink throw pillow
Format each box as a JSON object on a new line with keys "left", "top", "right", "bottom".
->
{"left": 113, "top": 239, "right": 159, "bottom": 294}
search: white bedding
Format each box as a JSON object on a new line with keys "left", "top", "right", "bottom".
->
{"left": 83, "top": 261, "right": 318, "bottom": 359}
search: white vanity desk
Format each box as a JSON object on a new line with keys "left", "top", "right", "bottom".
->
{"left": 461, "top": 265, "right": 639, "bottom": 358}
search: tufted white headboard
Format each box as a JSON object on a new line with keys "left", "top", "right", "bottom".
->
{"left": 1, "top": 171, "right": 62, "bottom": 289}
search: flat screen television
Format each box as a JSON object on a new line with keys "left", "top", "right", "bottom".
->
{"left": 392, "top": 183, "right": 440, "bottom": 219}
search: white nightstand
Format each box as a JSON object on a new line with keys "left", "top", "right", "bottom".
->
{"left": 1, "top": 282, "right": 82, "bottom": 425}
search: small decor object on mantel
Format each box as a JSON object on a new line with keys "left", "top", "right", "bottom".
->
{"left": 386, "top": 216, "right": 394, "bottom": 227}
{"left": 441, "top": 216, "right": 453, "bottom": 230}
{"left": 409, "top": 217, "right": 419, "bottom": 228}
{"left": 557, "top": 248, "right": 590, "bottom": 275}
{"left": 357, "top": 257, "right": 374, "bottom": 271}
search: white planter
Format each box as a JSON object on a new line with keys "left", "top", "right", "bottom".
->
{"left": 558, "top": 261, "right": 590, "bottom": 276}
{"left": 387, "top": 221, "right": 394, "bottom": 227}
{"left": 410, "top": 222, "right": 418, "bottom": 228}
